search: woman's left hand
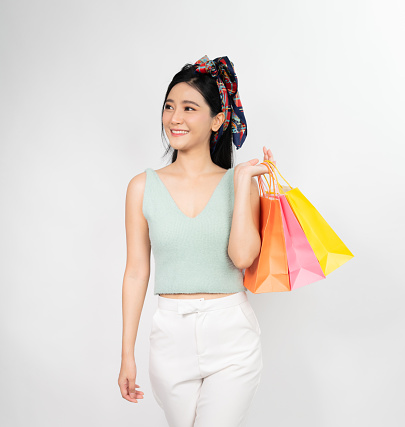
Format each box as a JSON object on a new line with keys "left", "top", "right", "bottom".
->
{"left": 234, "top": 146, "right": 276, "bottom": 178}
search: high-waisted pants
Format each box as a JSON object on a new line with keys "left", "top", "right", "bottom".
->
{"left": 148, "top": 291, "right": 263, "bottom": 427}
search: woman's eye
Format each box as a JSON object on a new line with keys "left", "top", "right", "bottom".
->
{"left": 164, "top": 104, "right": 194, "bottom": 111}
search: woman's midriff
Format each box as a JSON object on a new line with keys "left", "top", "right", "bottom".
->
{"left": 159, "top": 292, "right": 237, "bottom": 300}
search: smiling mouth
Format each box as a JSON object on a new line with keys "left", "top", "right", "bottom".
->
{"left": 171, "top": 130, "right": 189, "bottom": 136}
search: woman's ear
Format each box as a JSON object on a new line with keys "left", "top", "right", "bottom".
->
{"left": 212, "top": 112, "right": 225, "bottom": 132}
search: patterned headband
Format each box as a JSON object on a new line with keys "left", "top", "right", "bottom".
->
{"left": 193, "top": 55, "right": 247, "bottom": 153}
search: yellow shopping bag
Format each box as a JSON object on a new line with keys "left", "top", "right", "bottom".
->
{"left": 264, "top": 161, "right": 354, "bottom": 276}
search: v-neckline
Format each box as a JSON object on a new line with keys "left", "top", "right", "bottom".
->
{"left": 150, "top": 168, "right": 232, "bottom": 220}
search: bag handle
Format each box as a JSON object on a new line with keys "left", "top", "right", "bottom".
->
{"left": 261, "top": 161, "right": 282, "bottom": 196}
{"left": 261, "top": 160, "right": 294, "bottom": 193}
{"left": 258, "top": 161, "right": 279, "bottom": 199}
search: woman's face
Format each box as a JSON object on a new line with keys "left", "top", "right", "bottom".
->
{"left": 162, "top": 82, "right": 224, "bottom": 151}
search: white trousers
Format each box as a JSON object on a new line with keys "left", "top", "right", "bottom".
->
{"left": 148, "top": 291, "right": 263, "bottom": 427}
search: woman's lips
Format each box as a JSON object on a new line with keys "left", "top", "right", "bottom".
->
{"left": 171, "top": 130, "right": 189, "bottom": 137}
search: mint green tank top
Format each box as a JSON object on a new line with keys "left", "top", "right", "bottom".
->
{"left": 142, "top": 167, "right": 246, "bottom": 295}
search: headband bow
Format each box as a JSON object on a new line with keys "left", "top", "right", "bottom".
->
{"left": 193, "top": 55, "right": 247, "bottom": 153}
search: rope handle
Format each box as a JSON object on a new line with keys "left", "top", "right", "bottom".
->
{"left": 257, "top": 160, "right": 294, "bottom": 199}
{"left": 261, "top": 160, "right": 293, "bottom": 190}
{"left": 257, "top": 161, "right": 278, "bottom": 198}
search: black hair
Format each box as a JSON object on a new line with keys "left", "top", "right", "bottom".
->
{"left": 160, "top": 63, "right": 234, "bottom": 169}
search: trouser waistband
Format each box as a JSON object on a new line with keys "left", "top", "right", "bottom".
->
{"left": 157, "top": 291, "right": 247, "bottom": 314}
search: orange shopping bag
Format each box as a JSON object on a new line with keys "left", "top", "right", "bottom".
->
{"left": 244, "top": 162, "right": 290, "bottom": 293}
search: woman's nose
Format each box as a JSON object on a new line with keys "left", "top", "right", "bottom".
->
{"left": 170, "top": 108, "right": 184, "bottom": 124}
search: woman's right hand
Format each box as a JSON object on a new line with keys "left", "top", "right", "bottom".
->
{"left": 118, "top": 357, "right": 144, "bottom": 403}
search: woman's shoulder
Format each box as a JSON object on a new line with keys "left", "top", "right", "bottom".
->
{"left": 127, "top": 169, "right": 148, "bottom": 199}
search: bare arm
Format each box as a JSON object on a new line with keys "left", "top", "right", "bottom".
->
{"left": 121, "top": 171, "right": 151, "bottom": 358}
{"left": 228, "top": 169, "right": 261, "bottom": 269}
{"left": 228, "top": 146, "right": 277, "bottom": 270}
{"left": 118, "top": 171, "right": 150, "bottom": 403}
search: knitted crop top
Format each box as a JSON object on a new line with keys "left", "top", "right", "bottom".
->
{"left": 142, "top": 167, "right": 246, "bottom": 295}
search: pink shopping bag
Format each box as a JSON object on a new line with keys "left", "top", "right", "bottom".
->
{"left": 279, "top": 195, "right": 326, "bottom": 290}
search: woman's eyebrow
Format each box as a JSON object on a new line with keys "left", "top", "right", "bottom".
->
{"left": 166, "top": 98, "right": 200, "bottom": 107}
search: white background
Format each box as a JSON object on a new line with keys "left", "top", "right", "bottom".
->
{"left": 1, "top": 0, "right": 404, "bottom": 426}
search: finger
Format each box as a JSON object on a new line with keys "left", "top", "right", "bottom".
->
{"left": 122, "top": 393, "right": 140, "bottom": 403}
{"left": 263, "top": 146, "right": 268, "bottom": 160}
{"left": 119, "top": 382, "right": 138, "bottom": 403}
{"left": 118, "top": 381, "right": 129, "bottom": 399}
{"left": 134, "top": 384, "right": 144, "bottom": 397}
{"left": 267, "top": 150, "right": 276, "bottom": 165}
{"left": 128, "top": 378, "right": 137, "bottom": 401}
{"left": 123, "top": 388, "right": 140, "bottom": 403}
{"left": 267, "top": 151, "right": 273, "bottom": 162}
{"left": 128, "top": 386, "right": 144, "bottom": 399}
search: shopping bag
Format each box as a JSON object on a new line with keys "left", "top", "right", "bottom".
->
{"left": 279, "top": 194, "right": 326, "bottom": 289}
{"left": 243, "top": 163, "right": 290, "bottom": 293}
{"left": 250, "top": 161, "right": 325, "bottom": 291}
{"left": 264, "top": 160, "right": 354, "bottom": 276}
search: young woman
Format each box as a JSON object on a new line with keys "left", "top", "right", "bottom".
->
{"left": 118, "top": 55, "right": 276, "bottom": 427}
